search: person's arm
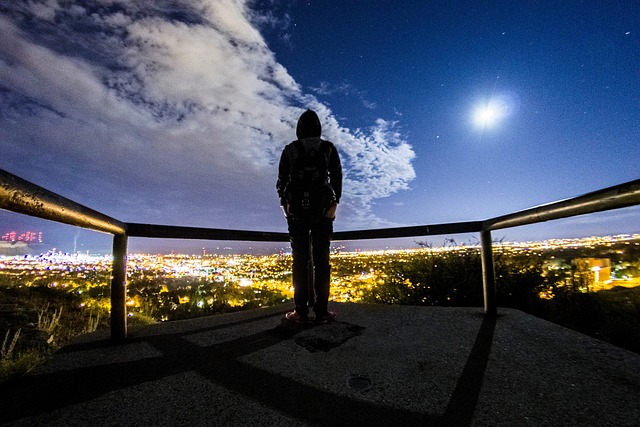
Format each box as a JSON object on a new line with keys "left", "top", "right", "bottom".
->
{"left": 276, "top": 147, "right": 290, "bottom": 217}
{"left": 328, "top": 144, "right": 342, "bottom": 203}
{"left": 325, "top": 144, "right": 342, "bottom": 219}
{"left": 325, "top": 201, "right": 338, "bottom": 219}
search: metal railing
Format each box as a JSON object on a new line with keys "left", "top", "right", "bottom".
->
{"left": 2, "top": 168, "right": 639, "bottom": 340}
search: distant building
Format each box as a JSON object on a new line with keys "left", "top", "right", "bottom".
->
{"left": 0, "top": 231, "right": 45, "bottom": 255}
{"left": 0, "top": 241, "right": 31, "bottom": 256}
{"left": 572, "top": 258, "right": 611, "bottom": 290}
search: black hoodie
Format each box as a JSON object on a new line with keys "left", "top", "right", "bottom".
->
{"left": 296, "top": 109, "right": 322, "bottom": 139}
{"left": 277, "top": 109, "right": 342, "bottom": 208}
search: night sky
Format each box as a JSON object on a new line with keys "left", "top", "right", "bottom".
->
{"left": 1, "top": 1, "right": 638, "bottom": 253}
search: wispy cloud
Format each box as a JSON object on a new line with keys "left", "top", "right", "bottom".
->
{"left": 0, "top": 0, "right": 414, "bottom": 232}
{"left": 310, "top": 81, "right": 377, "bottom": 110}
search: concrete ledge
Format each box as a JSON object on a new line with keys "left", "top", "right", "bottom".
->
{"left": 1, "top": 303, "right": 639, "bottom": 426}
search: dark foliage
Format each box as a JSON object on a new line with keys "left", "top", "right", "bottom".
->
{"left": 360, "top": 248, "right": 640, "bottom": 354}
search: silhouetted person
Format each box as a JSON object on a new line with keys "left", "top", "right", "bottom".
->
{"left": 277, "top": 109, "right": 342, "bottom": 323}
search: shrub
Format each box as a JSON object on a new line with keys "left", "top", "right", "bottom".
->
{"left": 361, "top": 249, "right": 484, "bottom": 307}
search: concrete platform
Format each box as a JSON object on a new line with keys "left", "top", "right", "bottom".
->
{"left": 1, "top": 303, "right": 639, "bottom": 426}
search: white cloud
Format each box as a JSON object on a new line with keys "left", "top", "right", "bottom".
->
{"left": 0, "top": 0, "right": 415, "bottom": 232}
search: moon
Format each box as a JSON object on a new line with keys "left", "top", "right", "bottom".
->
{"left": 473, "top": 104, "right": 501, "bottom": 127}
{"left": 472, "top": 92, "right": 520, "bottom": 129}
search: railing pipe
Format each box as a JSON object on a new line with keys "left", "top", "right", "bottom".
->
{"left": 2, "top": 168, "right": 640, "bottom": 337}
{"left": 480, "top": 230, "right": 497, "bottom": 316}
{"left": 0, "top": 169, "right": 126, "bottom": 236}
{"left": 126, "top": 223, "right": 289, "bottom": 242}
{"left": 110, "top": 234, "right": 128, "bottom": 341}
{"left": 126, "top": 221, "right": 484, "bottom": 243}
{"left": 484, "top": 179, "right": 640, "bottom": 231}
{"left": 333, "top": 221, "right": 483, "bottom": 241}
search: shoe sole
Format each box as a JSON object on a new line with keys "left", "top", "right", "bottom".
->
{"left": 285, "top": 313, "right": 308, "bottom": 324}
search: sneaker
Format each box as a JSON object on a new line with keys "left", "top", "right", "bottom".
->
{"left": 314, "top": 310, "right": 336, "bottom": 323}
{"left": 285, "top": 310, "right": 309, "bottom": 324}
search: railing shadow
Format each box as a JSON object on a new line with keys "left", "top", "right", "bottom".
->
{"left": 442, "top": 313, "right": 498, "bottom": 425}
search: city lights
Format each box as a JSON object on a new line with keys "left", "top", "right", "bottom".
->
{"left": 0, "top": 234, "right": 638, "bottom": 321}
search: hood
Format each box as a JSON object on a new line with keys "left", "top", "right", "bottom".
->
{"left": 296, "top": 109, "right": 322, "bottom": 139}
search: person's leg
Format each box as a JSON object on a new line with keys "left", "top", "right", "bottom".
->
{"left": 310, "top": 217, "right": 333, "bottom": 316}
{"left": 288, "top": 219, "right": 311, "bottom": 316}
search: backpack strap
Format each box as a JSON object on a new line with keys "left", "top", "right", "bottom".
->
{"left": 292, "top": 139, "right": 305, "bottom": 161}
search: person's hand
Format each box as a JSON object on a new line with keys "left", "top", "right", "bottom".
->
{"left": 325, "top": 202, "right": 338, "bottom": 219}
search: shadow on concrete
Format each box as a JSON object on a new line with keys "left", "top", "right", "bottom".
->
{"left": 1, "top": 308, "right": 498, "bottom": 426}
{"left": 441, "top": 314, "right": 497, "bottom": 425}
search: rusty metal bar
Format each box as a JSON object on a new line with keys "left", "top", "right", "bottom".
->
{"left": 2, "top": 167, "right": 640, "bottom": 329}
{"left": 483, "top": 179, "right": 640, "bottom": 231}
{"left": 0, "top": 169, "right": 126, "bottom": 235}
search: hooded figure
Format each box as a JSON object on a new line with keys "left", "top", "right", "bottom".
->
{"left": 277, "top": 109, "right": 342, "bottom": 210}
{"left": 276, "top": 109, "right": 342, "bottom": 323}
{"left": 296, "top": 108, "right": 322, "bottom": 139}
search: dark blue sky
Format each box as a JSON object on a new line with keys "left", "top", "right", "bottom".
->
{"left": 265, "top": 0, "right": 639, "bottom": 219}
{"left": 0, "top": 0, "right": 638, "bottom": 253}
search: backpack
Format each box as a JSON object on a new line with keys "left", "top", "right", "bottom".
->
{"left": 284, "top": 139, "right": 336, "bottom": 221}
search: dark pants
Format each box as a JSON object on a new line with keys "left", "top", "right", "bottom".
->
{"left": 287, "top": 217, "right": 333, "bottom": 316}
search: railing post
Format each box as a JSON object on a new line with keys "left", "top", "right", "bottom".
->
{"left": 111, "top": 234, "right": 128, "bottom": 341}
{"left": 480, "top": 229, "right": 497, "bottom": 316}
